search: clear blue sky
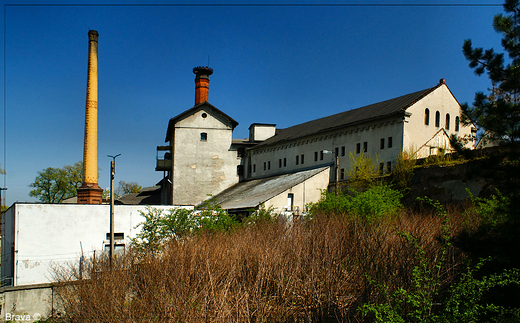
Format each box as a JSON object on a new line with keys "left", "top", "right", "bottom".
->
{"left": 1, "top": 1, "right": 504, "bottom": 205}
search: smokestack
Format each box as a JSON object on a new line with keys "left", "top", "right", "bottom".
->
{"left": 193, "top": 66, "right": 213, "bottom": 105}
{"left": 78, "top": 30, "right": 103, "bottom": 204}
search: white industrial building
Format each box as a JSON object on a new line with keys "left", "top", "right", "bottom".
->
{"left": 156, "top": 72, "right": 475, "bottom": 215}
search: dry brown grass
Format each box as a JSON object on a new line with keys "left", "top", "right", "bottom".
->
{"left": 52, "top": 208, "right": 471, "bottom": 323}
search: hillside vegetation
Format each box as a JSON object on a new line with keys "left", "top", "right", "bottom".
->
{"left": 50, "top": 150, "right": 520, "bottom": 323}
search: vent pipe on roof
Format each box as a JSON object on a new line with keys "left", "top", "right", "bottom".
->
{"left": 194, "top": 66, "right": 213, "bottom": 105}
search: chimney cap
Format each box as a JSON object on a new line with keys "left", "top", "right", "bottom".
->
{"left": 193, "top": 66, "right": 213, "bottom": 76}
{"left": 439, "top": 78, "right": 445, "bottom": 84}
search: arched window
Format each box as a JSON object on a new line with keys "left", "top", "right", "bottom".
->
{"left": 424, "top": 108, "right": 430, "bottom": 125}
{"left": 445, "top": 113, "right": 450, "bottom": 130}
{"left": 435, "top": 111, "right": 440, "bottom": 127}
{"left": 455, "top": 116, "right": 460, "bottom": 131}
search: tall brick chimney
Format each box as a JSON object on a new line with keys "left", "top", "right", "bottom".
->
{"left": 193, "top": 66, "right": 213, "bottom": 105}
{"left": 77, "top": 30, "right": 103, "bottom": 204}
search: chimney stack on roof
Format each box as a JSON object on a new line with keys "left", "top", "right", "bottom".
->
{"left": 193, "top": 66, "right": 213, "bottom": 105}
{"left": 78, "top": 30, "right": 103, "bottom": 204}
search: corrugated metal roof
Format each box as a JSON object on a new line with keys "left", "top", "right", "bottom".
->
{"left": 253, "top": 83, "right": 443, "bottom": 149}
{"left": 208, "top": 166, "right": 330, "bottom": 211}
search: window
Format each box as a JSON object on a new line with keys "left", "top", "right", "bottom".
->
{"left": 341, "top": 146, "right": 346, "bottom": 156}
{"left": 237, "top": 165, "right": 244, "bottom": 176}
{"left": 279, "top": 159, "right": 282, "bottom": 168}
{"left": 340, "top": 168, "right": 345, "bottom": 180}
{"left": 425, "top": 108, "right": 430, "bottom": 125}
{"left": 445, "top": 113, "right": 450, "bottom": 130}
{"left": 455, "top": 116, "right": 460, "bottom": 131}
{"left": 435, "top": 111, "right": 440, "bottom": 127}
{"left": 320, "top": 151, "right": 324, "bottom": 160}
{"left": 284, "top": 158, "right": 287, "bottom": 167}
{"left": 314, "top": 151, "right": 318, "bottom": 162}
{"left": 263, "top": 162, "right": 266, "bottom": 171}
{"left": 363, "top": 142, "right": 368, "bottom": 153}
{"left": 248, "top": 165, "right": 252, "bottom": 176}
{"left": 386, "top": 161, "right": 392, "bottom": 173}
{"left": 253, "top": 164, "right": 256, "bottom": 173}
{"left": 268, "top": 161, "right": 271, "bottom": 170}
{"left": 296, "top": 155, "right": 299, "bottom": 165}
{"left": 380, "top": 138, "right": 385, "bottom": 149}
{"left": 379, "top": 163, "right": 384, "bottom": 174}
{"left": 335, "top": 147, "right": 339, "bottom": 157}
{"left": 301, "top": 154, "right": 305, "bottom": 164}
{"left": 356, "top": 143, "right": 361, "bottom": 154}
{"left": 200, "top": 132, "right": 207, "bottom": 141}
{"left": 106, "top": 232, "right": 124, "bottom": 240}
{"left": 388, "top": 137, "right": 393, "bottom": 148}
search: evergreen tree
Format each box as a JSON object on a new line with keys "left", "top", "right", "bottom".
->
{"left": 462, "top": 0, "right": 520, "bottom": 143}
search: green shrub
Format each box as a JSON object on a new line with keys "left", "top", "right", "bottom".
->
{"left": 466, "top": 188, "right": 511, "bottom": 228}
{"left": 308, "top": 184, "right": 402, "bottom": 222}
{"left": 131, "top": 203, "right": 239, "bottom": 254}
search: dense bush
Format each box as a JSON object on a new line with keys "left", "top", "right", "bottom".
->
{"left": 308, "top": 185, "right": 403, "bottom": 222}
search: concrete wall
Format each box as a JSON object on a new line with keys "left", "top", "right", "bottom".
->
{"left": 404, "top": 84, "right": 474, "bottom": 158}
{"left": 1, "top": 204, "right": 188, "bottom": 286}
{"left": 0, "top": 284, "right": 54, "bottom": 322}
{"left": 171, "top": 105, "right": 241, "bottom": 205}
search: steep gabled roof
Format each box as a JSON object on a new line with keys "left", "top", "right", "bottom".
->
{"left": 253, "top": 82, "right": 445, "bottom": 149}
{"left": 165, "top": 102, "right": 239, "bottom": 142}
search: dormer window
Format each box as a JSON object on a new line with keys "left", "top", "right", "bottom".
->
{"left": 200, "top": 132, "right": 207, "bottom": 141}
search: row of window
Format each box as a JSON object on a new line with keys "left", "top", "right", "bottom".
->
{"left": 250, "top": 137, "right": 394, "bottom": 174}
{"left": 424, "top": 109, "right": 460, "bottom": 131}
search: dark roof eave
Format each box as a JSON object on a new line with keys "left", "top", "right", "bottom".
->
{"left": 252, "top": 110, "right": 408, "bottom": 150}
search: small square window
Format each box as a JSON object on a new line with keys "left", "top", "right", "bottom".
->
{"left": 200, "top": 132, "right": 207, "bottom": 141}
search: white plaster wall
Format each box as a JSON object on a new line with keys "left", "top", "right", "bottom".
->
{"left": 172, "top": 107, "right": 240, "bottom": 205}
{"left": 404, "top": 85, "right": 475, "bottom": 158}
{"left": 249, "top": 124, "right": 276, "bottom": 141}
{"left": 2, "top": 204, "right": 186, "bottom": 286}
{"left": 249, "top": 118, "right": 404, "bottom": 181}
{"left": 264, "top": 167, "right": 330, "bottom": 213}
